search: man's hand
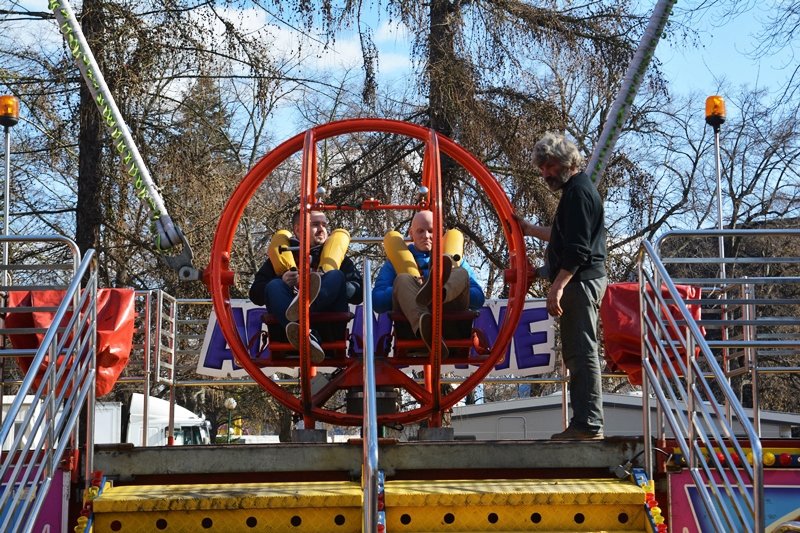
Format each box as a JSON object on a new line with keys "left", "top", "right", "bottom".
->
{"left": 514, "top": 213, "right": 551, "bottom": 241}
{"left": 513, "top": 214, "right": 534, "bottom": 237}
{"left": 546, "top": 284, "right": 564, "bottom": 317}
{"left": 281, "top": 270, "right": 299, "bottom": 288}
{"left": 547, "top": 269, "right": 573, "bottom": 317}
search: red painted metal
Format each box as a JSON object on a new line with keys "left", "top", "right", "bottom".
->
{"left": 206, "top": 118, "right": 527, "bottom": 426}
{"left": 299, "top": 129, "right": 315, "bottom": 425}
{"left": 426, "top": 129, "right": 444, "bottom": 427}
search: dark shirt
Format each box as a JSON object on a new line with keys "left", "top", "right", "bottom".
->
{"left": 248, "top": 237, "right": 363, "bottom": 305}
{"left": 546, "top": 171, "right": 607, "bottom": 283}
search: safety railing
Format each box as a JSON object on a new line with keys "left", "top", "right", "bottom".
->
{"left": 639, "top": 231, "right": 775, "bottom": 533}
{"left": 361, "top": 259, "right": 381, "bottom": 532}
{"left": 656, "top": 229, "right": 800, "bottom": 436}
{"left": 0, "top": 236, "right": 96, "bottom": 533}
{"left": 153, "top": 291, "right": 180, "bottom": 445}
{"left": 140, "top": 291, "right": 634, "bottom": 441}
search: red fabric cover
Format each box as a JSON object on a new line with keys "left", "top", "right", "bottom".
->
{"left": 601, "top": 282, "right": 703, "bottom": 385}
{"left": 6, "top": 289, "right": 135, "bottom": 396}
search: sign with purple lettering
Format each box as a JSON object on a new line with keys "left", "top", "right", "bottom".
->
{"left": 196, "top": 299, "right": 554, "bottom": 378}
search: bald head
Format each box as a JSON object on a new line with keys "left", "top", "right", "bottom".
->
{"left": 409, "top": 210, "right": 434, "bottom": 252}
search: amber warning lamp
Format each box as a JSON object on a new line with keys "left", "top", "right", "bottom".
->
{"left": 0, "top": 95, "right": 20, "bottom": 128}
{"left": 705, "top": 95, "right": 726, "bottom": 131}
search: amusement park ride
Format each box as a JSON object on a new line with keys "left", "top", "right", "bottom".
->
{"left": 1, "top": 0, "right": 800, "bottom": 532}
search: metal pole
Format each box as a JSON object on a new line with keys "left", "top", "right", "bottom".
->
{"left": 586, "top": 0, "right": 677, "bottom": 183}
{"left": 3, "top": 126, "right": 9, "bottom": 279}
{"left": 362, "top": 259, "right": 378, "bottom": 533}
{"left": 638, "top": 252, "right": 653, "bottom": 478}
{"left": 49, "top": 0, "right": 182, "bottom": 250}
{"left": 706, "top": 96, "right": 733, "bottom": 421}
{"left": 712, "top": 126, "right": 726, "bottom": 280}
{"left": 1, "top": 125, "right": 11, "bottom": 432}
{"left": 705, "top": 96, "right": 727, "bottom": 279}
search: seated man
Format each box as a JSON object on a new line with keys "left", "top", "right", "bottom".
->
{"left": 249, "top": 210, "right": 363, "bottom": 362}
{"left": 372, "top": 210, "right": 485, "bottom": 357}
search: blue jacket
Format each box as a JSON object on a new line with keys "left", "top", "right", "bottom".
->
{"left": 372, "top": 244, "right": 485, "bottom": 313}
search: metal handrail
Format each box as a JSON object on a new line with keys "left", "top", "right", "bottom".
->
{"left": 639, "top": 238, "right": 764, "bottom": 532}
{"left": 0, "top": 246, "right": 97, "bottom": 533}
{"left": 656, "top": 228, "right": 800, "bottom": 435}
{"left": 361, "top": 259, "right": 379, "bottom": 533}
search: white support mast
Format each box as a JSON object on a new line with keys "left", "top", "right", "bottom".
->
{"left": 49, "top": 0, "right": 199, "bottom": 280}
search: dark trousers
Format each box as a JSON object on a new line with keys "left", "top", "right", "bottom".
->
{"left": 560, "top": 276, "right": 607, "bottom": 433}
{"left": 264, "top": 270, "right": 348, "bottom": 327}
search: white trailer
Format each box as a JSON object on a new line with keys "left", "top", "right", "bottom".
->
{"left": 94, "top": 401, "right": 122, "bottom": 444}
{"left": 2, "top": 396, "right": 123, "bottom": 449}
{"left": 126, "top": 393, "right": 211, "bottom": 446}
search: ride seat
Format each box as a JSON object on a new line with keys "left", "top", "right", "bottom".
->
{"left": 257, "top": 311, "right": 354, "bottom": 363}
{"left": 382, "top": 310, "right": 488, "bottom": 360}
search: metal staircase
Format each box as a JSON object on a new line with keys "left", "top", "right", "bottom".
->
{"left": 638, "top": 228, "right": 800, "bottom": 533}
{"left": 0, "top": 236, "right": 97, "bottom": 532}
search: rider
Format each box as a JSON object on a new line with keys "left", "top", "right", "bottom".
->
{"left": 372, "top": 210, "right": 485, "bottom": 357}
{"left": 249, "top": 210, "right": 362, "bottom": 362}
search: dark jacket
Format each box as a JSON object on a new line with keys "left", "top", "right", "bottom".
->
{"left": 249, "top": 236, "right": 363, "bottom": 305}
{"left": 546, "top": 171, "right": 607, "bottom": 283}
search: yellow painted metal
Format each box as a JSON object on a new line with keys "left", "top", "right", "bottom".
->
{"left": 92, "top": 478, "right": 648, "bottom": 532}
{"left": 93, "top": 507, "right": 363, "bottom": 532}
{"left": 93, "top": 481, "right": 364, "bottom": 532}
{"left": 92, "top": 481, "right": 362, "bottom": 512}
{"left": 384, "top": 479, "right": 646, "bottom": 531}
{"left": 386, "top": 503, "right": 645, "bottom": 531}
{"left": 385, "top": 478, "right": 645, "bottom": 506}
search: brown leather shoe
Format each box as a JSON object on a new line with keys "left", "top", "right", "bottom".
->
{"left": 550, "top": 426, "right": 604, "bottom": 440}
{"left": 418, "top": 312, "right": 448, "bottom": 358}
{"left": 416, "top": 255, "right": 453, "bottom": 307}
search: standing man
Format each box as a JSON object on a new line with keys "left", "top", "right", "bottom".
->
{"left": 372, "top": 210, "right": 485, "bottom": 357}
{"left": 517, "top": 132, "right": 607, "bottom": 440}
{"left": 249, "top": 210, "right": 362, "bottom": 363}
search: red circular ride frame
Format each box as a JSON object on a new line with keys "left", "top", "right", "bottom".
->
{"left": 206, "top": 118, "right": 528, "bottom": 426}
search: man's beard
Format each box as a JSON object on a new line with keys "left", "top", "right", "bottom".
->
{"left": 544, "top": 169, "right": 572, "bottom": 191}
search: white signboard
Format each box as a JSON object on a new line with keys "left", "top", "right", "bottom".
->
{"left": 197, "top": 299, "right": 555, "bottom": 378}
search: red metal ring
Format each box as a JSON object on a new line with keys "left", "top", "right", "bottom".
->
{"left": 206, "top": 118, "right": 527, "bottom": 425}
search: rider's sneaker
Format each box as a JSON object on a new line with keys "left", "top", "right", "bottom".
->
{"left": 285, "top": 322, "right": 325, "bottom": 363}
{"left": 286, "top": 271, "right": 321, "bottom": 323}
